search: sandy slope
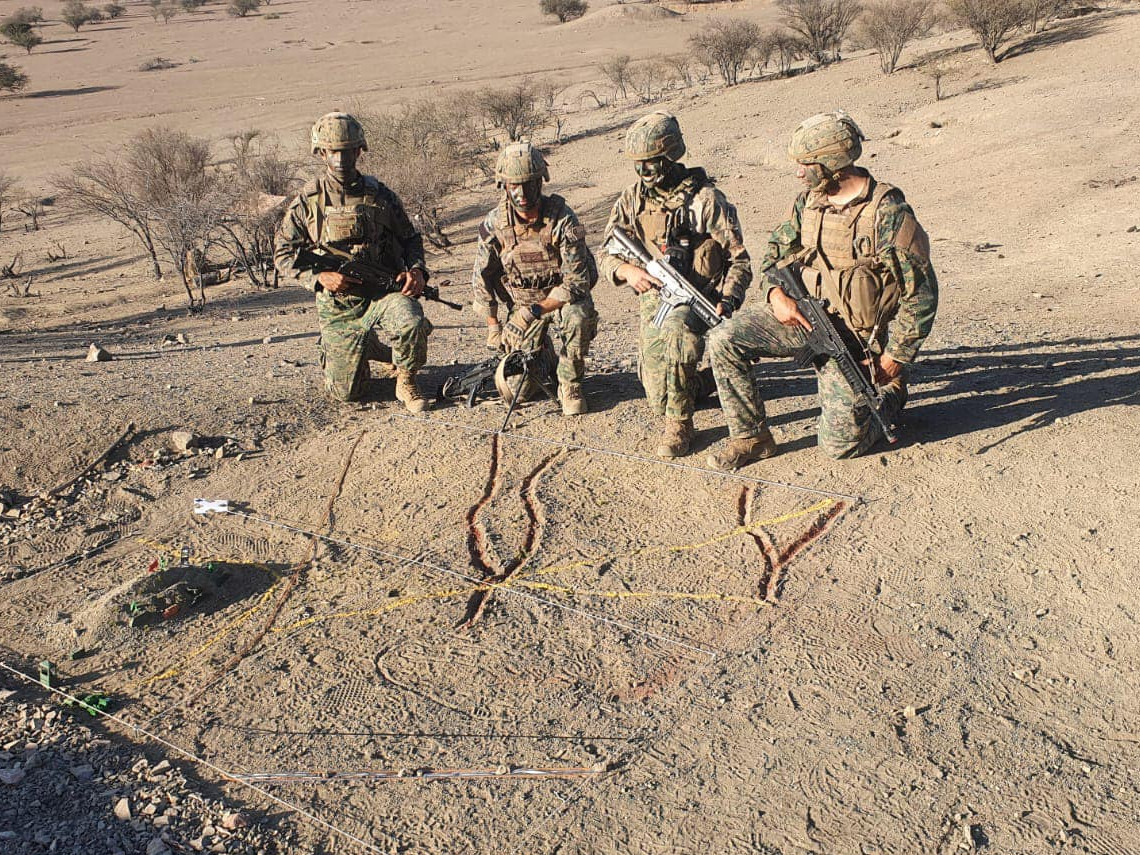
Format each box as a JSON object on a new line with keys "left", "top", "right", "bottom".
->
{"left": 1, "top": 1, "right": 1139, "bottom": 853}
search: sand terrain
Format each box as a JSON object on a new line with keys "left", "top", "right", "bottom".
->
{"left": 1, "top": 1, "right": 1139, "bottom": 853}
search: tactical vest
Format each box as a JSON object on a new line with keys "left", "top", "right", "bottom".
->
{"left": 494, "top": 195, "right": 565, "bottom": 306}
{"left": 796, "top": 180, "right": 925, "bottom": 343}
{"left": 298, "top": 175, "right": 406, "bottom": 280}
{"left": 633, "top": 171, "right": 725, "bottom": 293}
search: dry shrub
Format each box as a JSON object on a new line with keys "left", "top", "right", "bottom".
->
{"left": 777, "top": 0, "right": 863, "bottom": 64}
{"left": 228, "top": 0, "right": 260, "bottom": 17}
{"left": 856, "top": 0, "right": 934, "bottom": 73}
{"left": 540, "top": 0, "right": 588, "bottom": 22}
{"left": 0, "top": 60, "right": 29, "bottom": 90}
{"left": 598, "top": 53, "right": 633, "bottom": 100}
{"left": 0, "top": 172, "right": 17, "bottom": 232}
{"left": 689, "top": 18, "right": 763, "bottom": 86}
{"left": 947, "top": 0, "right": 1030, "bottom": 61}
{"left": 215, "top": 130, "right": 300, "bottom": 288}
{"left": 769, "top": 29, "right": 808, "bottom": 75}
{"left": 60, "top": 1, "right": 98, "bottom": 32}
{"left": 358, "top": 94, "right": 487, "bottom": 249}
{"left": 476, "top": 79, "right": 551, "bottom": 142}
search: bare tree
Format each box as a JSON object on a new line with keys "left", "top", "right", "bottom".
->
{"left": 1, "top": 15, "right": 44, "bottom": 53}
{"left": 748, "top": 33, "right": 777, "bottom": 78}
{"left": 917, "top": 51, "right": 957, "bottom": 99}
{"left": 540, "top": 0, "right": 588, "bottom": 22}
{"left": 663, "top": 52, "right": 693, "bottom": 88}
{"left": 856, "top": 0, "right": 933, "bottom": 73}
{"left": 532, "top": 78, "right": 567, "bottom": 140}
{"left": 476, "top": 79, "right": 548, "bottom": 142}
{"left": 61, "top": 1, "right": 97, "bottom": 32}
{"left": 770, "top": 30, "right": 806, "bottom": 75}
{"left": 777, "top": 0, "right": 863, "bottom": 64}
{"left": 947, "top": 0, "right": 1030, "bottom": 61}
{"left": 629, "top": 58, "right": 668, "bottom": 102}
{"left": 598, "top": 53, "right": 633, "bottom": 100}
{"left": 689, "top": 18, "right": 762, "bottom": 86}
{"left": 104, "top": 3, "right": 126, "bottom": 18}
{"left": 56, "top": 160, "right": 163, "bottom": 279}
{"left": 214, "top": 130, "right": 299, "bottom": 288}
{"left": 16, "top": 196, "right": 44, "bottom": 231}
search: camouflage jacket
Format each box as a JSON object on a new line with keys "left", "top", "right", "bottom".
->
{"left": 274, "top": 172, "right": 427, "bottom": 293}
{"left": 471, "top": 193, "right": 597, "bottom": 316}
{"left": 599, "top": 166, "right": 752, "bottom": 305}
{"left": 761, "top": 173, "right": 938, "bottom": 363}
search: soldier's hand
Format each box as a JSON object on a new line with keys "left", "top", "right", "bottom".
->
{"left": 617, "top": 262, "right": 662, "bottom": 295}
{"left": 398, "top": 268, "right": 426, "bottom": 298}
{"left": 769, "top": 287, "right": 812, "bottom": 332}
{"left": 868, "top": 353, "right": 903, "bottom": 385}
{"left": 317, "top": 271, "right": 360, "bottom": 294}
{"left": 502, "top": 308, "right": 535, "bottom": 352}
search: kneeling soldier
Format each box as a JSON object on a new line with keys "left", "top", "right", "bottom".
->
{"left": 275, "top": 112, "right": 433, "bottom": 411}
{"left": 599, "top": 112, "right": 751, "bottom": 458}
{"left": 706, "top": 111, "right": 938, "bottom": 469}
{"left": 472, "top": 142, "right": 598, "bottom": 416}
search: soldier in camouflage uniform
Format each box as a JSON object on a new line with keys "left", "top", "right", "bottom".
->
{"left": 472, "top": 142, "right": 598, "bottom": 415}
{"left": 274, "top": 112, "right": 432, "bottom": 411}
{"left": 599, "top": 112, "right": 751, "bottom": 457}
{"left": 705, "top": 112, "right": 938, "bottom": 469}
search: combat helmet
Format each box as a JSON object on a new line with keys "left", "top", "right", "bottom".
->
{"left": 310, "top": 112, "right": 368, "bottom": 155}
{"left": 494, "top": 142, "right": 550, "bottom": 185}
{"left": 624, "top": 112, "right": 686, "bottom": 162}
{"left": 787, "top": 111, "right": 864, "bottom": 172}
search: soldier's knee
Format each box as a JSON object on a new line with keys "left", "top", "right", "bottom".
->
{"left": 706, "top": 324, "right": 732, "bottom": 358}
{"left": 663, "top": 329, "right": 701, "bottom": 365}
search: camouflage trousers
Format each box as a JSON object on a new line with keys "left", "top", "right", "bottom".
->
{"left": 513, "top": 295, "right": 598, "bottom": 386}
{"left": 639, "top": 291, "right": 705, "bottom": 420}
{"left": 315, "top": 289, "right": 432, "bottom": 402}
{"left": 706, "top": 305, "right": 907, "bottom": 459}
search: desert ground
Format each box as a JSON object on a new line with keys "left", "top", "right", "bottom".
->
{"left": 1, "top": 0, "right": 1139, "bottom": 853}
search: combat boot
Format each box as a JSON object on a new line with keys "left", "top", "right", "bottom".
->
{"left": 706, "top": 428, "right": 778, "bottom": 471}
{"left": 395, "top": 368, "right": 429, "bottom": 414}
{"left": 655, "top": 418, "right": 693, "bottom": 459}
{"left": 558, "top": 382, "right": 587, "bottom": 416}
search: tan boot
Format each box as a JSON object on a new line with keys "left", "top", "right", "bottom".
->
{"left": 655, "top": 418, "right": 693, "bottom": 459}
{"left": 558, "top": 382, "right": 587, "bottom": 416}
{"left": 395, "top": 368, "right": 429, "bottom": 414}
{"left": 707, "top": 428, "right": 778, "bottom": 471}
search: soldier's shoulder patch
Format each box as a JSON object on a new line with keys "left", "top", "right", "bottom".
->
{"left": 478, "top": 220, "right": 494, "bottom": 242}
{"left": 300, "top": 178, "right": 321, "bottom": 197}
{"left": 570, "top": 224, "right": 587, "bottom": 241}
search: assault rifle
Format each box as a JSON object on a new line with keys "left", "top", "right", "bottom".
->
{"left": 766, "top": 263, "right": 897, "bottom": 444}
{"left": 292, "top": 245, "right": 462, "bottom": 310}
{"left": 604, "top": 226, "right": 723, "bottom": 333}
{"left": 438, "top": 356, "right": 501, "bottom": 409}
